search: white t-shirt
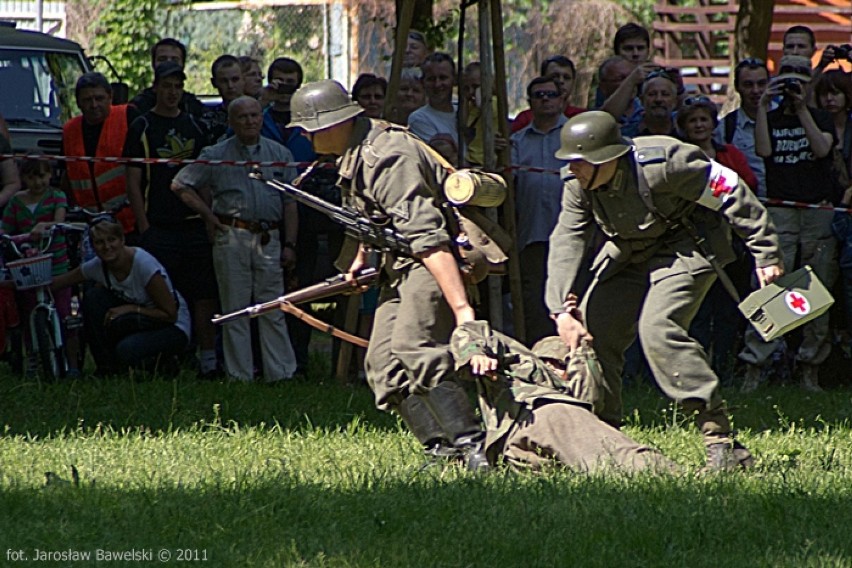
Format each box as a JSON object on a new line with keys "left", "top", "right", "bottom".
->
{"left": 407, "top": 104, "right": 458, "bottom": 146}
{"left": 81, "top": 247, "right": 191, "bottom": 339}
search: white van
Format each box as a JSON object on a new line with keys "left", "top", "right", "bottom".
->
{"left": 0, "top": 21, "right": 92, "bottom": 155}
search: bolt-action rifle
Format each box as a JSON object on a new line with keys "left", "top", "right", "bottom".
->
{"left": 212, "top": 267, "right": 378, "bottom": 326}
{"left": 211, "top": 268, "right": 377, "bottom": 347}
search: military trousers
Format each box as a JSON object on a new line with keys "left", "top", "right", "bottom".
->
{"left": 365, "top": 263, "right": 456, "bottom": 411}
{"left": 581, "top": 251, "right": 731, "bottom": 439}
{"left": 502, "top": 403, "right": 676, "bottom": 473}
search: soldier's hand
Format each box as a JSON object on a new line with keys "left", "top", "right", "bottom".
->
{"left": 555, "top": 311, "right": 593, "bottom": 352}
{"left": 469, "top": 354, "right": 499, "bottom": 381}
{"left": 756, "top": 264, "right": 784, "bottom": 287}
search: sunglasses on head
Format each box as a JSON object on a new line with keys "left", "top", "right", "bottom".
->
{"left": 89, "top": 214, "right": 117, "bottom": 227}
{"left": 645, "top": 68, "right": 679, "bottom": 84}
{"left": 683, "top": 95, "right": 713, "bottom": 106}
{"left": 737, "top": 57, "right": 766, "bottom": 69}
{"left": 531, "top": 90, "right": 560, "bottom": 100}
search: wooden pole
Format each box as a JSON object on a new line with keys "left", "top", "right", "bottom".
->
{"left": 384, "top": 0, "right": 415, "bottom": 121}
{"left": 490, "top": 0, "right": 525, "bottom": 342}
{"left": 477, "top": 0, "right": 504, "bottom": 330}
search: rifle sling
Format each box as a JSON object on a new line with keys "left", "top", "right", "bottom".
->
{"left": 278, "top": 302, "right": 369, "bottom": 348}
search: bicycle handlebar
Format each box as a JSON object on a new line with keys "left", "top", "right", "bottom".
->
{"left": 0, "top": 223, "right": 87, "bottom": 259}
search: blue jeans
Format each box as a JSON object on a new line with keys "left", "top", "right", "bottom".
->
{"left": 83, "top": 286, "right": 188, "bottom": 374}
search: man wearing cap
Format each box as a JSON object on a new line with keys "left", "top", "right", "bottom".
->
{"left": 449, "top": 320, "right": 677, "bottom": 473}
{"left": 743, "top": 54, "right": 838, "bottom": 391}
{"left": 171, "top": 96, "right": 299, "bottom": 383}
{"left": 123, "top": 62, "right": 219, "bottom": 377}
{"left": 286, "top": 79, "right": 490, "bottom": 469}
{"left": 545, "top": 110, "right": 783, "bottom": 471}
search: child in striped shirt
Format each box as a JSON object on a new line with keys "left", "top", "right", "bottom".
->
{"left": 1, "top": 159, "right": 79, "bottom": 376}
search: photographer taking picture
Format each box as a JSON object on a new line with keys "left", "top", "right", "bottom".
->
{"left": 745, "top": 54, "right": 839, "bottom": 390}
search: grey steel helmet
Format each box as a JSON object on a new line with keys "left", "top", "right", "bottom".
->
{"left": 555, "top": 110, "right": 632, "bottom": 164}
{"left": 287, "top": 80, "right": 364, "bottom": 132}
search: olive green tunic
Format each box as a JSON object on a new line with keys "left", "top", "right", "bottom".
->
{"left": 451, "top": 320, "right": 676, "bottom": 472}
{"left": 546, "top": 136, "right": 781, "bottom": 437}
{"left": 337, "top": 117, "right": 457, "bottom": 410}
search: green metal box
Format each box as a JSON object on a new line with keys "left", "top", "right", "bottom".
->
{"left": 738, "top": 266, "right": 834, "bottom": 342}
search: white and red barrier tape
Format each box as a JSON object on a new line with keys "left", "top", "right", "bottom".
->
{"left": 2, "top": 153, "right": 851, "bottom": 213}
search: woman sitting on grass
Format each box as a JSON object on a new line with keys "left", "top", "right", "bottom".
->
{"left": 0, "top": 158, "right": 79, "bottom": 377}
{"left": 52, "top": 217, "right": 191, "bottom": 376}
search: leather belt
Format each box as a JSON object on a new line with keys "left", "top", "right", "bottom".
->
{"left": 216, "top": 214, "right": 279, "bottom": 245}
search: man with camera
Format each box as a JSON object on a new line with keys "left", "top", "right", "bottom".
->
{"left": 744, "top": 54, "right": 838, "bottom": 391}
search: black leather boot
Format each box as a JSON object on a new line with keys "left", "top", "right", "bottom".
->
{"left": 422, "top": 381, "right": 491, "bottom": 472}
{"left": 397, "top": 394, "right": 459, "bottom": 459}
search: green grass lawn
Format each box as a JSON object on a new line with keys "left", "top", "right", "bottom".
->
{"left": 1, "top": 364, "right": 851, "bottom": 567}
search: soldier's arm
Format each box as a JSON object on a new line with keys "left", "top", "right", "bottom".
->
{"left": 693, "top": 159, "right": 783, "bottom": 282}
{"left": 545, "top": 178, "right": 594, "bottom": 315}
{"left": 419, "top": 245, "right": 476, "bottom": 326}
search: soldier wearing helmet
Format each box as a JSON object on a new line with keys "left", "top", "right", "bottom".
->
{"left": 288, "top": 80, "right": 489, "bottom": 469}
{"left": 447, "top": 320, "right": 677, "bottom": 473}
{"left": 545, "top": 110, "right": 784, "bottom": 472}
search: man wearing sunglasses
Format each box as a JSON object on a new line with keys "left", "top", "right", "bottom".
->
{"left": 511, "top": 76, "right": 571, "bottom": 344}
{"left": 545, "top": 111, "right": 783, "bottom": 471}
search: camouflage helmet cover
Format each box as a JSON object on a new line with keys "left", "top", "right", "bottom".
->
{"left": 287, "top": 79, "right": 364, "bottom": 132}
{"left": 555, "top": 110, "right": 632, "bottom": 164}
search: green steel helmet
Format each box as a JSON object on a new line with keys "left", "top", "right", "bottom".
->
{"left": 287, "top": 80, "right": 364, "bottom": 132}
{"left": 531, "top": 336, "right": 570, "bottom": 363}
{"left": 555, "top": 110, "right": 632, "bottom": 163}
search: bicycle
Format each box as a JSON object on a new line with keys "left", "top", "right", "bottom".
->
{"left": 1, "top": 223, "right": 86, "bottom": 381}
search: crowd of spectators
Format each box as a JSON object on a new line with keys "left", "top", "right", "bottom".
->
{"left": 0, "top": 22, "right": 849, "bottom": 389}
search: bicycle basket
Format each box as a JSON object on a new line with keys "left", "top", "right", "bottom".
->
{"left": 7, "top": 254, "right": 53, "bottom": 290}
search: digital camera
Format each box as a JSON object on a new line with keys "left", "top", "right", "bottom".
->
{"left": 832, "top": 44, "right": 852, "bottom": 62}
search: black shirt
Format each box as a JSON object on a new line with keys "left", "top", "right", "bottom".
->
{"left": 122, "top": 111, "right": 206, "bottom": 225}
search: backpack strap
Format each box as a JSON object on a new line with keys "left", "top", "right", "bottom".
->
{"left": 724, "top": 110, "right": 737, "bottom": 145}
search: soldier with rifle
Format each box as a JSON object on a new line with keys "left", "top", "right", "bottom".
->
{"left": 283, "top": 80, "right": 496, "bottom": 469}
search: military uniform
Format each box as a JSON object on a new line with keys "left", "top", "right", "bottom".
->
{"left": 451, "top": 321, "right": 676, "bottom": 472}
{"left": 336, "top": 117, "right": 459, "bottom": 409}
{"left": 546, "top": 136, "right": 781, "bottom": 445}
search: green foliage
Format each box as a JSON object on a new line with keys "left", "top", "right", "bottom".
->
{"left": 1, "top": 373, "right": 852, "bottom": 566}
{"left": 618, "top": 0, "right": 657, "bottom": 28}
{"left": 89, "top": 0, "right": 160, "bottom": 94}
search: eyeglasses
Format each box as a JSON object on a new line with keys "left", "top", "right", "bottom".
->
{"left": 531, "top": 90, "right": 560, "bottom": 100}
{"left": 683, "top": 95, "right": 713, "bottom": 106}
{"left": 408, "top": 31, "right": 426, "bottom": 44}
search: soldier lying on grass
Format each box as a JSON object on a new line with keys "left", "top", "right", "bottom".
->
{"left": 450, "top": 319, "right": 678, "bottom": 473}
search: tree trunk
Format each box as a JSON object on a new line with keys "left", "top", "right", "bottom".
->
{"left": 724, "top": 0, "right": 775, "bottom": 113}
{"left": 734, "top": 0, "right": 775, "bottom": 62}
{"left": 395, "top": 0, "right": 433, "bottom": 35}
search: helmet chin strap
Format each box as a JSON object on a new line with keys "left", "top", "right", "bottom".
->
{"left": 586, "top": 164, "right": 603, "bottom": 190}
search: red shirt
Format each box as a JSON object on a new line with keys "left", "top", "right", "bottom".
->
{"left": 715, "top": 143, "right": 759, "bottom": 193}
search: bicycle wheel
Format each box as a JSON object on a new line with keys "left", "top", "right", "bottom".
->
{"left": 33, "top": 308, "right": 65, "bottom": 381}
